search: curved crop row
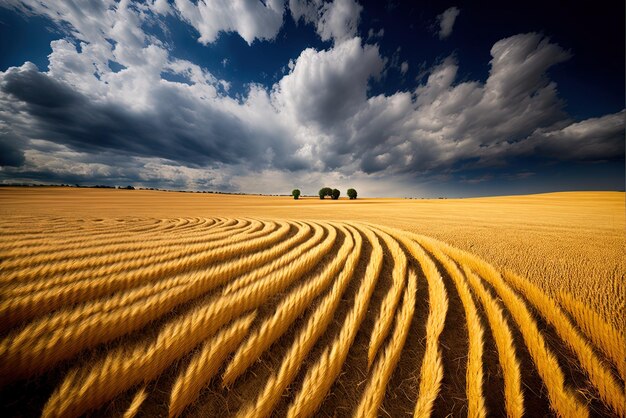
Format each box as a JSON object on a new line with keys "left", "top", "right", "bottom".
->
{"left": 286, "top": 223, "right": 383, "bottom": 418}
{"left": 3, "top": 218, "right": 264, "bottom": 283}
{"left": 0, "top": 217, "right": 620, "bottom": 418}
{"left": 556, "top": 289, "right": 625, "bottom": 381}
{"left": 222, "top": 224, "right": 356, "bottom": 386}
{"left": 354, "top": 269, "right": 416, "bottom": 418}
{"left": 0, "top": 220, "right": 286, "bottom": 330}
{"left": 1, "top": 217, "right": 231, "bottom": 272}
{"left": 236, "top": 224, "right": 363, "bottom": 418}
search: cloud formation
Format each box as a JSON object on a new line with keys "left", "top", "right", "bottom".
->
{"left": 0, "top": 1, "right": 623, "bottom": 196}
{"left": 172, "top": 0, "right": 286, "bottom": 45}
{"left": 289, "top": 0, "right": 362, "bottom": 43}
{"left": 437, "top": 7, "right": 460, "bottom": 39}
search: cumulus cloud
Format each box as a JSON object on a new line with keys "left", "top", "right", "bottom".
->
{"left": 289, "top": 0, "right": 362, "bottom": 43}
{"left": 288, "top": 0, "right": 321, "bottom": 23}
{"left": 317, "top": 0, "right": 362, "bottom": 43}
{"left": 272, "top": 38, "right": 384, "bottom": 127}
{"left": 172, "top": 0, "right": 285, "bottom": 45}
{"left": 437, "top": 6, "right": 460, "bottom": 39}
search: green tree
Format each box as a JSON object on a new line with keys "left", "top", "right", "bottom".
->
{"left": 292, "top": 189, "right": 301, "bottom": 200}
{"left": 319, "top": 187, "right": 332, "bottom": 199}
{"left": 347, "top": 188, "right": 357, "bottom": 199}
{"left": 331, "top": 188, "right": 340, "bottom": 200}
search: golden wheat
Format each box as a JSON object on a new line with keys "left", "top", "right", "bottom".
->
{"left": 504, "top": 270, "right": 625, "bottom": 416}
{"left": 222, "top": 224, "right": 355, "bottom": 386}
{"left": 0, "top": 220, "right": 286, "bottom": 330}
{"left": 0, "top": 216, "right": 201, "bottom": 254}
{"left": 0, "top": 221, "right": 312, "bottom": 381}
{"left": 2, "top": 218, "right": 265, "bottom": 285}
{"left": 426, "top": 246, "right": 487, "bottom": 418}
{"left": 354, "top": 269, "right": 417, "bottom": 418}
{"left": 403, "top": 240, "right": 447, "bottom": 418}
{"left": 556, "top": 289, "right": 625, "bottom": 380}
{"left": 169, "top": 312, "right": 257, "bottom": 418}
{"left": 0, "top": 217, "right": 260, "bottom": 303}
{"left": 41, "top": 299, "right": 255, "bottom": 418}
{"left": 286, "top": 224, "right": 383, "bottom": 418}
{"left": 1, "top": 217, "right": 238, "bottom": 272}
{"left": 0, "top": 209, "right": 622, "bottom": 418}
{"left": 236, "top": 224, "right": 363, "bottom": 418}
{"left": 38, "top": 223, "right": 340, "bottom": 416}
{"left": 441, "top": 244, "right": 590, "bottom": 417}
{"left": 122, "top": 386, "right": 149, "bottom": 418}
{"left": 463, "top": 268, "right": 524, "bottom": 418}
{"left": 366, "top": 227, "right": 408, "bottom": 366}
{"left": 221, "top": 221, "right": 319, "bottom": 295}
{"left": 362, "top": 223, "right": 449, "bottom": 418}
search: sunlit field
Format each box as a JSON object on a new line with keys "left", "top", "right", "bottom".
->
{"left": 0, "top": 187, "right": 623, "bottom": 417}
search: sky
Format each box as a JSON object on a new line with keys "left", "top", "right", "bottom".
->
{"left": 0, "top": 0, "right": 623, "bottom": 197}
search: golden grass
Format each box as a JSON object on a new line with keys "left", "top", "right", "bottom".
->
{"left": 504, "top": 270, "right": 625, "bottom": 416}
{"left": 221, "top": 224, "right": 355, "bottom": 386}
{"left": 441, "top": 245, "right": 590, "bottom": 417}
{"left": 0, "top": 188, "right": 623, "bottom": 417}
{"left": 354, "top": 269, "right": 416, "bottom": 418}
{"left": 391, "top": 232, "right": 447, "bottom": 418}
{"left": 286, "top": 224, "right": 383, "bottom": 418}
{"left": 556, "top": 289, "right": 625, "bottom": 381}
{"left": 236, "top": 224, "right": 363, "bottom": 418}
{"left": 464, "top": 268, "right": 524, "bottom": 418}
{"left": 425, "top": 246, "right": 487, "bottom": 418}
{"left": 366, "top": 227, "right": 408, "bottom": 366}
{"left": 122, "top": 386, "right": 148, "bottom": 418}
{"left": 2, "top": 188, "right": 622, "bottom": 329}
{"left": 169, "top": 312, "right": 257, "bottom": 418}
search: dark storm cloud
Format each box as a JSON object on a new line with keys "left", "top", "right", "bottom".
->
{"left": 0, "top": 62, "right": 307, "bottom": 171}
{"left": 521, "top": 111, "right": 625, "bottom": 161}
{"left": 0, "top": 134, "right": 25, "bottom": 166}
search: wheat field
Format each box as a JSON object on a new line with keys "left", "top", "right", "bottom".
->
{"left": 0, "top": 188, "right": 624, "bottom": 417}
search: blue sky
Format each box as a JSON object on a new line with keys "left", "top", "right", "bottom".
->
{"left": 0, "top": 0, "right": 623, "bottom": 197}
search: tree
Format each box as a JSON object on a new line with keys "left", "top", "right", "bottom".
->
{"left": 319, "top": 187, "right": 332, "bottom": 199}
{"left": 331, "top": 188, "right": 340, "bottom": 200}
{"left": 292, "top": 189, "right": 301, "bottom": 200}
{"left": 347, "top": 188, "right": 357, "bottom": 199}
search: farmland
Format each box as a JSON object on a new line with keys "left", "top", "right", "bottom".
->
{"left": 0, "top": 187, "right": 623, "bottom": 417}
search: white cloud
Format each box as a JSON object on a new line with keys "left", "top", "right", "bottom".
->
{"left": 437, "top": 6, "right": 460, "bottom": 39}
{"left": 316, "top": 0, "right": 362, "bottom": 43}
{"left": 289, "top": 0, "right": 362, "bottom": 43}
{"left": 289, "top": 0, "right": 322, "bottom": 24}
{"left": 272, "top": 37, "right": 384, "bottom": 127}
{"left": 172, "top": 0, "right": 286, "bottom": 45}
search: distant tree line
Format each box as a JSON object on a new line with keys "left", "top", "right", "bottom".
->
{"left": 290, "top": 188, "right": 357, "bottom": 200}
